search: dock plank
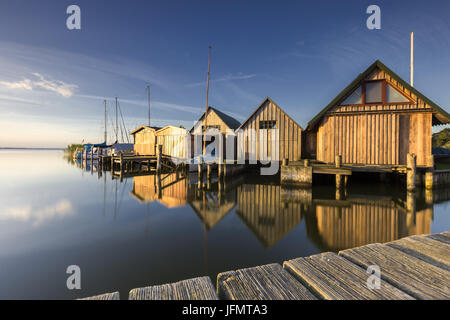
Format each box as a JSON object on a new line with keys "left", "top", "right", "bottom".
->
{"left": 129, "top": 276, "right": 218, "bottom": 300}
{"left": 284, "top": 252, "right": 413, "bottom": 300}
{"left": 79, "top": 291, "right": 120, "bottom": 300}
{"left": 387, "top": 235, "right": 450, "bottom": 271}
{"left": 217, "top": 263, "right": 317, "bottom": 300}
{"left": 427, "top": 232, "right": 450, "bottom": 245}
{"left": 339, "top": 243, "right": 450, "bottom": 299}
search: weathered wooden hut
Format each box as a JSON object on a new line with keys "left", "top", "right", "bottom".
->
{"left": 304, "top": 60, "right": 450, "bottom": 167}
{"left": 190, "top": 106, "right": 241, "bottom": 160}
{"left": 130, "top": 126, "right": 160, "bottom": 156}
{"left": 155, "top": 126, "right": 189, "bottom": 160}
{"left": 236, "top": 97, "right": 303, "bottom": 163}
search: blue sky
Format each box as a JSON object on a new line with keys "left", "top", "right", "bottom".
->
{"left": 0, "top": 0, "right": 449, "bottom": 147}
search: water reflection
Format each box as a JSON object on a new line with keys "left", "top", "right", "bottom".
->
{"left": 1, "top": 150, "right": 448, "bottom": 299}
{"left": 124, "top": 169, "right": 443, "bottom": 252}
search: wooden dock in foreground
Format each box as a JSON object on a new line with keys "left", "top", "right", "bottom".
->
{"left": 80, "top": 231, "right": 450, "bottom": 300}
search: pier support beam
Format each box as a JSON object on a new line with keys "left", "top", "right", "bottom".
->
{"left": 207, "top": 164, "right": 211, "bottom": 181}
{"left": 406, "top": 153, "right": 417, "bottom": 192}
{"left": 335, "top": 155, "right": 342, "bottom": 168}
{"left": 156, "top": 145, "right": 162, "bottom": 173}
{"left": 336, "top": 174, "right": 343, "bottom": 189}
{"left": 425, "top": 171, "right": 434, "bottom": 190}
{"left": 198, "top": 162, "right": 202, "bottom": 184}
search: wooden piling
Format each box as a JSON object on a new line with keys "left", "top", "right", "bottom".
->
{"left": 407, "top": 153, "right": 417, "bottom": 192}
{"left": 156, "top": 145, "right": 162, "bottom": 173}
{"left": 406, "top": 191, "right": 416, "bottom": 212}
{"left": 198, "top": 162, "right": 202, "bottom": 183}
{"left": 218, "top": 163, "right": 223, "bottom": 180}
{"left": 207, "top": 164, "right": 211, "bottom": 181}
{"left": 336, "top": 174, "right": 342, "bottom": 189}
{"left": 425, "top": 171, "right": 434, "bottom": 190}
{"left": 335, "top": 155, "right": 342, "bottom": 168}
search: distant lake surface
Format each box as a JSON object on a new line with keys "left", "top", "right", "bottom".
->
{"left": 0, "top": 149, "right": 449, "bottom": 299}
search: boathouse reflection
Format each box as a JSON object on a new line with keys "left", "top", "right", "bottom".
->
{"left": 128, "top": 172, "right": 439, "bottom": 251}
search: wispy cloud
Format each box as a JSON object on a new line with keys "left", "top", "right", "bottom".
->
{"left": 185, "top": 73, "right": 257, "bottom": 88}
{"left": 0, "top": 79, "right": 33, "bottom": 90}
{"left": 0, "top": 93, "right": 40, "bottom": 105}
{"left": 0, "top": 73, "right": 78, "bottom": 97}
{"left": 77, "top": 94, "right": 202, "bottom": 114}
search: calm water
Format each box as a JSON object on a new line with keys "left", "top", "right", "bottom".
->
{"left": 0, "top": 149, "right": 449, "bottom": 299}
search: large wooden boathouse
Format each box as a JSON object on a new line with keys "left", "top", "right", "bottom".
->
{"left": 304, "top": 60, "right": 450, "bottom": 168}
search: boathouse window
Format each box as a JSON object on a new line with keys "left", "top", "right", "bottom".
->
{"left": 342, "top": 80, "right": 411, "bottom": 105}
{"left": 365, "top": 81, "right": 383, "bottom": 103}
{"left": 259, "top": 120, "right": 277, "bottom": 129}
{"left": 386, "top": 83, "right": 410, "bottom": 103}
{"left": 342, "top": 85, "right": 362, "bottom": 104}
{"left": 202, "top": 125, "right": 220, "bottom": 132}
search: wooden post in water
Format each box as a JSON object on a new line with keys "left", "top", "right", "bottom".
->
{"left": 407, "top": 153, "right": 416, "bottom": 191}
{"left": 218, "top": 163, "right": 223, "bottom": 180}
{"left": 425, "top": 154, "right": 434, "bottom": 190}
{"left": 157, "top": 174, "right": 162, "bottom": 199}
{"left": 335, "top": 155, "right": 342, "bottom": 168}
{"left": 90, "top": 148, "right": 94, "bottom": 170}
{"left": 406, "top": 191, "right": 416, "bottom": 212}
{"left": 198, "top": 162, "right": 202, "bottom": 184}
{"left": 120, "top": 153, "right": 124, "bottom": 173}
{"left": 425, "top": 172, "right": 434, "bottom": 190}
{"left": 156, "top": 145, "right": 162, "bottom": 173}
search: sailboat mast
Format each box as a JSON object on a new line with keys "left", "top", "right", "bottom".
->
{"left": 147, "top": 85, "right": 151, "bottom": 127}
{"left": 104, "top": 99, "right": 107, "bottom": 144}
{"left": 115, "top": 97, "right": 118, "bottom": 142}
{"left": 203, "top": 46, "right": 212, "bottom": 157}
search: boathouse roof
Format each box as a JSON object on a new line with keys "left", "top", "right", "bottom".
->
{"left": 236, "top": 96, "right": 303, "bottom": 131}
{"left": 306, "top": 60, "right": 450, "bottom": 130}
{"left": 190, "top": 106, "right": 241, "bottom": 133}
{"left": 130, "top": 126, "right": 162, "bottom": 135}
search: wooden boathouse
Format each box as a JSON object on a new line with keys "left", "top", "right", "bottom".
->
{"left": 156, "top": 126, "right": 189, "bottom": 161}
{"left": 130, "top": 126, "right": 160, "bottom": 156}
{"left": 190, "top": 106, "right": 241, "bottom": 160}
{"left": 304, "top": 60, "right": 450, "bottom": 168}
{"left": 236, "top": 97, "right": 303, "bottom": 164}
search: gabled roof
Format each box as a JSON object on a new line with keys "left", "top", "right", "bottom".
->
{"left": 155, "top": 125, "right": 188, "bottom": 134}
{"left": 306, "top": 60, "right": 450, "bottom": 129}
{"left": 236, "top": 96, "right": 303, "bottom": 131}
{"left": 130, "top": 125, "right": 161, "bottom": 135}
{"left": 190, "top": 106, "right": 241, "bottom": 133}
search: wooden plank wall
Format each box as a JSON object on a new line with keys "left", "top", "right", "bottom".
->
{"left": 315, "top": 68, "right": 433, "bottom": 166}
{"left": 236, "top": 184, "right": 304, "bottom": 247}
{"left": 237, "top": 100, "right": 302, "bottom": 162}
{"left": 156, "top": 127, "right": 189, "bottom": 160}
{"left": 133, "top": 128, "right": 156, "bottom": 156}
{"left": 191, "top": 110, "right": 233, "bottom": 135}
{"left": 316, "top": 111, "right": 432, "bottom": 166}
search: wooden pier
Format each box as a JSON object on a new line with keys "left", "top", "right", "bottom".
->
{"left": 80, "top": 231, "right": 450, "bottom": 300}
